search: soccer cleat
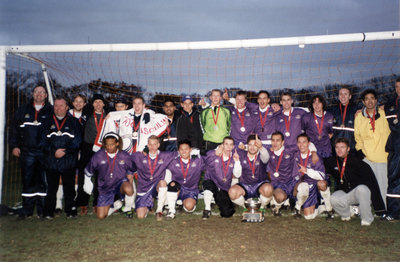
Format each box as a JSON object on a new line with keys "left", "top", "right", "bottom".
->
{"left": 326, "top": 210, "right": 335, "bottom": 221}
{"left": 79, "top": 206, "right": 88, "bottom": 216}
{"left": 124, "top": 209, "right": 134, "bottom": 219}
{"left": 202, "top": 210, "right": 211, "bottom": 220}
{"left": 156, "top": 212, "right": 163, "bottom": 221}
{"left": 293, "top": 208, "right": 302, "bottom": 219}
{"left": 165, "top": 212, "right": 175, "bottom": 221}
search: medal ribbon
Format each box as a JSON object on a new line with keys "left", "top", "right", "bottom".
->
{"left": 33, "top": 103, "right": 43, "bottom": 122}
{"left": 367, "top": 109, "right": 376, "bottom": 132}
{"left": 211, "top": 106, "right": 220, "bottom": 126}
{"left": 147, "top": 154, "right": 159, "bottom": 179}
{"left": 259, "top": 107, "right": 270, "bottom": 130}
{"left": 93, "top": 111, "right": 104, "bottom": 133}
{"left": 132, "top": 118, "right": 140, "bottom": 132}
{"left": 313, "top": 113, "right": 325, "bottom": 136}
{"left": 339, "top": 103, "right": 348, "bottom": 126}
{"left": 190, "top": 115, "right": 193, "bottom": 124}
{"left": 106, "top": 152, "right": 118, "bottom": 176}
{"left": 299, "top": 150, "right": 310, "bottom": 176}
{"left": 275, "top": 150, "right": 284, "bottom": 174}
{"left": 72, "top": 110, "right": 82, "bottom": 124}
{"left": 284, "top": 110, "right": 292, "bottom": 133}
{"left": 180, "top": 157, "right": 191, "bottom": 181}
{"left": 53, "top": 115, "right": 68, "bottom": 132}
{"left": 336, "top": 156, "right": 347, "bottom": 183}
{"left": 247, "top": 155, "right": 256, "bottom": 176}
{"left": 221, "top": 155, "right": 231, "bottom": 181}
{"left": 236, "top": 108, "right": 245, "bottom": 128}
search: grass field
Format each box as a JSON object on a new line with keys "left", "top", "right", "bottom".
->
{"left": 1, "top": 205, "right": 400, "bottom": 262}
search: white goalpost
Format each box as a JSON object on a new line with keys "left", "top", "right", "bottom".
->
{"left": 1, "top": 30, "right": 399, "bottom": 204}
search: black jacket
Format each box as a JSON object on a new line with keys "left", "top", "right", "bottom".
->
{"left": 176, "top": 107, "right": 203, "bottom": 150}
{"left": 325, "top": 153, "right": 386, "bottom": 215}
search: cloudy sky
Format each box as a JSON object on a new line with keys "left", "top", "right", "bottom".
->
{"left": 1, "top": 0, "right": 399, "bottom": 45}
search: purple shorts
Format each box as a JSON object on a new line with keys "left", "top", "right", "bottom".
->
{"left": 178, "top": 187, "right": 199, "bottom": 201}
{"left": 300, "top": 182, "right": 319, "bottom": 209}
{"left": 271, "top": 179, "right": 297, "bottom": 200}
{"left": 97, "top": 178, "right": 127, "bottom": 207}
{"left": 238, "top": 181, "right": 268, "bottom": 199}
{"left": 135, "top": 184, "right": 158, "bottom": 209}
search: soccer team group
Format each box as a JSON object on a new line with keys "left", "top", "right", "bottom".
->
{"left": 10, "top": 78, "right": 400, "bottom": 225}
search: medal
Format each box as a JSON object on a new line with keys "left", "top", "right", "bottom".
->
{"left": 339, "top": 103, "right": 348, "bottom": 128}
{"left": 222, "top": 178, "right": 227, "bottom": 182}
{"left": 132, "top": 132, "right": 138, "bottom": 138}
{"left": 180, "top": 157, "right": 190, "bottom": 185}
{"left": 340, "top": 124, "right": 345, "bottom": 128}
{"left": 106, "top": 152, "right": 118, "bottom": 179}
{"left": 340, "top": 179, "right": 343, "bottom": 184}
{"left": 366, "top": 109, "right": 376, "bottom": 133}
{"left": 236, "top": 109, "right": 246, "bottom": 133}
{"left": 221, "top": 154, "right": 231, "bottom": 184}
{"left": 299, "top": 151, "right": 310, "bottom": 177}
{"left": 394, "top": 118, "right": 398, "bottom": 124}
{"left": 132, "top": 118, "right": 140, "bottom": 137}
{"left": 110, "top": 173, "right": 113, "bottom": 178}
{"left": 313, "top": 113, "right": 325, "bottom": 141}
{"left": 240, "top": 127, "right": 246, "bottom": 132}
{"left": 247, "top": 155, "right": 256, "bottom": 180}
{"left": 33, "top": 103, "right": 42, "bottom": 125}
{"left": 318, "top": 135, "right": 322, "bottom": 140}
{"left": 214, "top": 125, "right": 218, "bottom": 131}
{"left": 273, "top": 150, "right": 284, "bottom": 179}
{"left": 148, "top": 154, "right": 159, "bottom": 182}
{"left": 337, "top": 156, "right": 347, "bottom": 186}
{"left": 53, "top": 115, "right": 68, "bottom": 137}
{"left": 259, "top": 107, "right": 270, "bottom": 134}
{"left": 273, "top": 172, "right": 279, "bottom": 178}
{"left": 57, "top": 131, "right": 62, "bottom": 136}
{"left": 285, "top": 132, "right": 290, "bottom": 137}
{"left": 33, "top": 120, "right": 38, "bottom": 124}
{"left": 184, "top": 178, "right": 186, "bottom": 183}
{"left": 211, "top": 106, "right": 220, "bottom": 130}
{"left": 252, "top": 175, "right": 255, "bottom": 179}
{"left": 284, "top": 110, "right": 292, "bottom": 138}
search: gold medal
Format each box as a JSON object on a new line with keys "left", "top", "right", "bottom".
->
{"left": 318, "top": 135, "right": 322, "bottom": 140}
{"left": 340, "top": 179, "right": 343, "bottom": 184}
{"left": 33, "top": 120, "right": 39, "bottom": 124}
{"left": 340, "top": 124, "right": 345, "bottom": 128}
{"left": 57, "top": 131, "right": 62, "bottom": 136}
{"left": 222, "top": 177, "right": 227, "bottom": 182}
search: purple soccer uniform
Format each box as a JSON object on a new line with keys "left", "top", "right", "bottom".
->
{"left": 167, "top": 155, "right": 205, "bottom": 200}
{"left": 266, "top": 145, "right": 299, "bottom": 198}
{"left": 204, "top": 149, "right": 236, "bottom": 192}
{"left": 243, "top": 102, "right": 277, "bottom": 145}
{"left": 132, "top": 151, "right": 177, "bottom": 209}
{"left": 85, "top": 149, "right": 136, "bottom": 206}
{"left": 302, "top": 111, "right": 334, "bottom": 158}
{"left": 275, "top": 108, "right": 307, "bottom": 146}
{"left": 237, "top": 149, "right": 269, "bottom": 198}
{"left": 294, "top": 151, "right": 326, "bottom": 208}
{"left": 229, "top": 106, "right": 256, "bottom": 146}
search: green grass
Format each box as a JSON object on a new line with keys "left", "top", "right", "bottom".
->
{"left": 1, "top": 206, "right": 399, "bottom": 262}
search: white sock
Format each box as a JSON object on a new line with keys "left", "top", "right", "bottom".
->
{"left": 320, "top": 188, "right": 332, "bottom": 211}
{"left": 107, "top": 200, "right": 123, "bottom": 216}
{"left": 56, "top": 185, "right": 63, "bottom": 209}
{"left": 167, "top": 192, "right": 178, "bottom": 214}
{"left": 295, "top": 183, "right": 309, "bottom": 211}
{"left": 260, "top": 195, "right": 272, "bottom": 209}
{"left": 132, "top": 181, "right": 136, "bottom": 209}
{"left": 124, "top": 195, "right": 134, "bottom": 211}
{"left": 74, "top": 184, "right": 78, "bottom": 192}
{"left": 283, "top": 198, "right": 290, "bottom": 206}
{"left": 304, "top": 210, "right": 318, "bottom": 220}
{"left": 232, "top": 195, "right": 245, "bottom": 208}
{"left": 231, "top": 178, "right": 239, "bottom": 186}
{"left": 156, "top": 187, "right": 167, "bottom": 213}
{"left": 203, "top": 190, "right": 213, "bottom": 211}
{"left": 272, "top": 197, "right": 283, "bottom": 212}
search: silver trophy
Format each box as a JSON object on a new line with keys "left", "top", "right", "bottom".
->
{"left": 242, "top": 198, "right": 264, "bottom": 222}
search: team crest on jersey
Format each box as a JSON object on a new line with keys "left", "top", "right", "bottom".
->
{"left": 295, "top": 114, "right": 301, "bottom": 119}
{"left": 142, "top": 159, "right": 148, "bottom": 164}
{"left": 268, "top": 112, "right": 273, "bottom": 116}
{"left": 334, "top": 166, "right": 338, "bottom": 170}
{"left": 389, "top": 106, "right": 395, "bottom": 112}
{"left": 328, "top": 119, "right": 333, "bottom": 124}
{"left": 348, "top": 120, "right": 353, "bottom": 124}
{"left": 65, "top": 126, "right": 70, "bottom": 130}
{"left": 158, "top": 159, "right": 164, "bottom": 164}
{"left": 284, "top": 154, "right": 290, "bottom": 159}
{"left": 245, "top": 112, "right": 250, "bottom": 117}
{"left": 100, "top": 160, "right": 106, "bottom": 164}
{"left": 309, "top": 184, "right": 313, "bottom": 189}
{"left": 50, "top": 125, "right": 55, "bottom": 129}
{"left": 24, "top": 114, "right": 30, "bottom": 118}
{"left": 215, "top": 159, "right": 220, "bottom": 163}
{"left": 279, "top": 119, "right": 284, "bottom": 123}
{"left": 119, "top": 160, "right": 125, "bottom": 165}
{"left": 295, "top": 175, "right": 300, "bottom": 181}
{"left": 191, "top": 162, "right": 197, "bottom": 167}
{"left": 175, "top": 163, "right": 180, "bottom": 167}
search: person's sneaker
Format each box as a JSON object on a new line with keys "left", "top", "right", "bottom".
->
{"left": 202, "top": 210, "right": 211, "bottom": 220}
{"left": 165, "top": 212, "right": 175, "bottom": 221}
{"left": 124, "top": 209, "right": 134, "bottom": 219}
{"left": 176, "top": 204, "right": 183, "bottom": 213}
{"left": 382, "top": 214, "right": 398, "bottom": 222}
{"left": 341, "top": 216, "right": 351, "bottom": 221}
{"left": 79, "top": 206, "right": 88, "bottom": 216}
{"left": 156, "top": 212, "right": 163, "bottom": 221}
{"left": 45, "top": 215, "right": 54, "bottom": 220}
{"left": 67, "top": 213, "right": 77, "bottom": 219}
{"left": 361, "top": 220, "right": 372, "bottom": 226}
{"left": 293, "top": 208, "right": 301, "bottom": 219}
{"left": 271, "top": 205, "right": 281, "bottom": 217}
{"left": 326, "top": 210, "right": 335, "bottom": 221}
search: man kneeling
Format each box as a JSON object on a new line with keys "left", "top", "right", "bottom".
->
{"left": 84, "top": 133, "right": 136, "bottom": 219}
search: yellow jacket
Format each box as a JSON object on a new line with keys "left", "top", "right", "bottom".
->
{"left": 354, "top": 108, "right": 390, "bottom": 163}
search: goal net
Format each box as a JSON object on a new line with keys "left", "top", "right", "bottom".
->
{"left": 1, "top": 31, "right": 399, "bottom": 205}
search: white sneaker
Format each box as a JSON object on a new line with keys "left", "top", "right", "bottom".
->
{"left": 165, "top": 211, "right": 175, "bottom": 221}
{"left": 361, "top": 220, "right": 372, "bottom": 226}
{"left": 341, "top": 216, "right": 351, "bottom": 221}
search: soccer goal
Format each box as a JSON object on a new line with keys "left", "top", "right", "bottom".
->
{"left": 1, "top": 30, "right": 399, "bottom": 204}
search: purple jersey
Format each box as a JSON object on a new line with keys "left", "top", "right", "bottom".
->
{"left": 167, "top": 155, "right": 205, "bottom": 192}
{"left": 244, "top": 102, "right": 277, "bottom": 143}
{"left": 229, "top": 107, "right": 255, "bottom": 145}
{"left": 302, "top": 111, "right": 334, "bottom": 158}
{"left": 266, "top": 145, "right": 299, "bottom": 184}
{"left": 275, "top": 108, "right": 307, "bottom": 146}
{"left": 237, "top": 149, "right": 268, "bottom": 185}
{"left": 204, "top": 149, "right": 236, "bottom": 191}
{"left": 132, "top": 151, "right": 177, "bottom": 193}
{"left": 294, "top": 151, "right": 326, "bottom": 184}
{"left": 85, "top": 149, "right": 136, "bottom": 194}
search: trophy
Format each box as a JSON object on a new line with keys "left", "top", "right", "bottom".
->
{"left": 242, "top": 198, "right": 264, "bottom": 222}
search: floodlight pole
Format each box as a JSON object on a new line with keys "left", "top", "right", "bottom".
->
{"left": 0, "top": 46, "right": 6, "bottom": 204}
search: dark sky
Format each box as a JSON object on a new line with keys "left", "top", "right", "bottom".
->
{"left": 1, "top": 0, "right": 399, "bottom": 45}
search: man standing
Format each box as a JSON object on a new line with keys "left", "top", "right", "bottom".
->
{"left": 176, "top": 95, "right": 203, "bottom": 155}
{"left": 160, "top": 99, "right": 180, "bottom": 152}
{"left": 10, "top": 85, "right": 53, "bottom": 219}
{"left": 42, "top": 98, "right": 81, "bottom": 219}
{"left": 354, "top": 89, "right": 390, "bottom": 207}
{"left": 325, "top": 138, "right": 386, "bottom": 226}
{"left": 384, "top": 77, "right": 400, "bottom": 221}
{"left": 201, "top": 89, "right": 231, "bottom": 152}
